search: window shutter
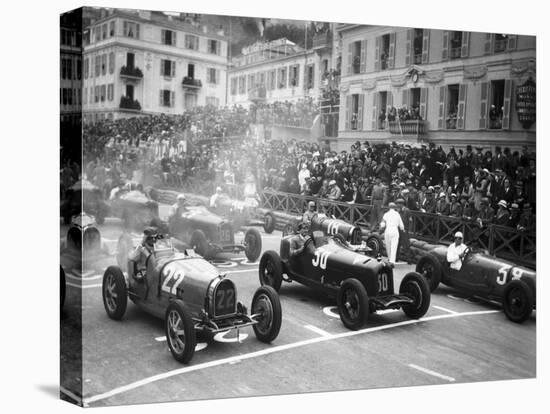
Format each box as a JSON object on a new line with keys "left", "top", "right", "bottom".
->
{"left": 347, "top": 42, "right": 353, "bottom": 75}
{"left": 217, "top": 41, "right": 220, "bottom": 55}
{"left": 170, "top": 91, "right": 175, "bottom": 107}
{"left": 360, "top": 40, "right": 367, "bottom": 73}
{"left": 374, "top": 37, "right": 381, "bottom": 71}
{"left": 457, "top": 84, "right": 467, "bottom": 129}
{"left": 173, "top": 31, "right": 177, "bottom": 46}
{"left": 388, "top": 33, "right": 396, "bottom": 69}
{"left": 345, "top": 95, "right": 352, "bottom": 130}
{"left": 304, "top": 65, "right": 309, "bottom": 89}
{"left": 461, "top": 32, "right": 470, "bottom": 58}
{"left": 405, "top": 29, "right": 412, "bottom": 66}
{"left": 123, "top": 21, "right": 127, "bottom": 36}
{"left": 387, "top": 91, "right": 393, "bottom": 109}
{"left": 109, "top": 52, "right": 114, "bottom": 74}
{"left": 160, "top": 60, "right": 164, "bottom": 76}
{"left": 159, "top": 90, "right": 163, "bottom": 106}
{"left": 136, "top": 24, "right": 140, "bottom": 39}
{"left": 507, "top": 35, "right": 517, "bottom": 50}
{"left": 311, "top": 64, "right": 315, "bottom": 88}
{"left": 442, "top": 31, "right": 449, "bottom": 60}
{"left": 421, "top": 30, "right": 430, "bottom": 64}
{"left": 357, "top": 94, "right": 365, "bottom": 130}
{"left": 484, "top": 33, "right": 493, "bottom": 55}
{"left": 371, "top": 92, "right": 378, "bottom": 130}
{"left": 171, "top": 61, "right": 175, "bottom": 77}
{"left": 502, "top": 79, "right": 512, "bottom": 130}
{"left": 402, "top": 89, "right": 410, "bottom": 108}
{"left": 437, "top": 86, "right": 446, "bottom": 129}
{"left": 419, "top": 88, "right": 428, "bottom": 120}
{"left": 478, "top": 82, "right": 489, "bottom": 129}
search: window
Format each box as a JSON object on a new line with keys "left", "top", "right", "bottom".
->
{"left": 450, "top": 32, "right": 462, "bottom": 59}
{"left": 489, "top": 80, "right": 505, "bottom": 129}
{"left": 238, "top": 76, "right": 246, "bottom": 94}
{"left": 68, "top": 88, "right": 73, "bottom": 106}
{"left": 83, "top": 88, "right": 87, "bottom": 104}
{"left": 100, "top": 84, "right": 106, "bottom": 102}
{"left": 446, "top": 84, "right": 459, "bottom": 129}
{"left": 413, "top": 29, "right": 423, "bottom": 64}
{"left": 78, "top": 88, "right": 81, "bottom": 106}
{"left": 89, "top": 87, "right": 93, "bottom": 104}
{"left": 350, "top": 94, "right": 361, "bottom": 130}
{"left": 123, "top": 21, "right": 140, "bottom": 39}
{"left": 494, "top": 34, "right": 508, "bottom": 53}
{"left": 102, "top": 24, "right": 107, "bottom": 40}
{"left": 66, "top": 58, "right": 72, "bottom": 80}
{"left": 95, "top": 55, "right": 100, "bottom": 77}
{"left": 62, "top": 88, "right": 67, "bottom": 105}
{"left": 95, "top": 26, "right": 101, "bottom": 42}
{"left": 380, "top": 34, "right": 390, "bottom": 70}
{"left": 185, "top": 34, "right": 198, "bottom": 50}
{"left": 126, "top": 52, "right": 134, "bottom": 68}
{"left": 126, "top": 84, "right": 134, "bottom": 100}
{"left": 207, "top": 68, "right": 217, "bottom": 84}
{"left": 95, "top": 85, "right": 100, "bottom": 103}
{"left": 77, "top": 59, "right": 82, "bottom": 80}
{"left": 206, "top": 96, "right": 219, "bottom": 107}
{"left": 184, "top": 93, "right": 197, "bottom": 110}
{"left": 84, "top": 57, "right": 90, "bottom": 78}
{"left": 278, "top": 67, "right": 287, "bottom": 89}
{"left": 377, "top": 91, "right": 387, "bottom": 129}
{"left": 61, "top": 58, "right": 66, "bottom": 79}
{"left": 352, "top": 40, "right": 361, "bottom": 74}
{"left": 230, "top": 78, "right": 237, "bottom": 95}
{"left": 322, "top": 59, "right": 329, "bottom": 74}
{"left": 161, "top": 59, "right": 175, "bottom": 77}
{"left": 160, "top": 89, "right": 174, "bottom": 107}
{"left": 247, "top": 73, "right": 255, "bottom": 90}
{"left": 162, "top": 29, "right": 176, "bottom": 45}
{"left": 306, "top": 64, "right": 315, "bottom": 89}
{"left": 267, "top": 70, "right": 276, "bottom": 90}
{"left": 109, "top": 21, "right": 115, "bottom": 37}
{"left": 107, "top": 84, "right": 114, "bottom": 101}
{"left": 208, "top": 39, "right": 219, "bottom": 54}
{"left": 289, "top": 65, "right": 299, "bottom": 87}
{"left": 101, "top": 54, "right": 106, "bottom": 75}
{"left": 187, "top": 63, "right": 195, "bottom": 78}
{"left": 109, "top": 52, "right": 114, "bottom": 74}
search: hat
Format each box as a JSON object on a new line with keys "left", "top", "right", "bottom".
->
{"left": 308, "top": 201, "right": 316, "bottom": 207}
{"left": 523, "top": 203, "right": 531, "bottom": 209}
{"left": 395, "top": 198, "right": 405, "bottom": 204}
{"left": 388, "top": 202, "right": 397, "bottom": 209}
{"left": 177, "top": 193, "right": 186, "bottom": 200}
{"left": 450, "top": 193, "right": 457, "bottom": 198}
{"left": 215, "top": 186, "right": 222, "bottom": 192}
{"left": 497, "top": 200, "right": 507, "bottom": 208}
{"left": 398, "top": 161, "right": 405, "bottom": 166}
{"left": 399, "top": 182, "right": 406, "bottom": 187}
{"left": 329, "top": 180, "right": 336, "bottom": 186}
{"left": 481, "top": 197, "right": 489, "bottom": 204}
{"left": 143, "top": 227, "right": 158, "bottom": 237}
{"left": 402, "top": 189, "right": 410, "bottom": 195}
{"left": 454, "top": 231, "right": 464, "bottom": 239}
{"left": 439, "top": 192, "right": 446, "bottom": 199}
{"left": 425, "top": 189, "right": 433, "bottom": 194}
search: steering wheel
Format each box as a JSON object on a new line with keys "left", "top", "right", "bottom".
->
{"left": 462, "top": 247, "right": 471, "bottom": 261}
{"left": 304, "top": 236, "right": 315, "bottom": 249}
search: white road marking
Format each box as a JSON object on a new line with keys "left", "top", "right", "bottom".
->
{"left": 155, "top": 336, "right": 167, "bottom": 342}
{"left": 66, "top": 282, "right": 103, "bottom": 289}
{"left": 304, "top": 324, "right": 332, "bottom": 337}
{"left": 67, "top": 272, "right": 103, "bottom": 281}
{"left": 213, "top": 332, "right": 249, "bottom": 343}
{"left": 376, "top": 309, "right": 400, "bottom": 315}
{"left": 60, "top": 386, "right": 83, "bottom": 405}
{"left": 432, "top": 305, "right": 458, "bottom": 314}
{"left": 83, "top": 309, "right": 499, "bottom": 405}
{"left": 322, "top": 306, "right": 340, "bottom": 319}
{"left": 408, "top": 364, "right": 456, "bottom": 382}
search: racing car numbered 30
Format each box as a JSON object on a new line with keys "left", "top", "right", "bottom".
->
{"left": 258, "top": 228, "right": 431, "bottom": 330}
{"left": 102, "top": 233, "right": 282, "bottom": 363}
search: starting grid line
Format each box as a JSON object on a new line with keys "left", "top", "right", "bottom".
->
{"left": 82, "top": 309, "right": 499, "bottom": 405}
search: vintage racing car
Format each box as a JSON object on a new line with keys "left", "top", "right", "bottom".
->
{"left": 104, "top": 236, "right": 282, "bottom": 363}
{"left": 258, "top": 230, "right": 430, "bottom": 330}
{"left": 110, "top": 189, "right": 160, "bottom": 230}
{"left": 411, "top": 240, "right": 536, "bottom": 323}
{"left": 61, "top": 180, "right": 109, "bottom": 225}
{"left": 168, "top": 206, "right": 262, "bottom": 262}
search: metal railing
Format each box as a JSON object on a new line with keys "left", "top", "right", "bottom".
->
{"left": 388, "top": 120, "right": 426, "bottom": 136}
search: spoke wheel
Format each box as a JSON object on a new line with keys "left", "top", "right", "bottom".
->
{"left": 102, "top": 266, "right": 127, "bottom": 320}
{"left": 252, "top": 286, "right": 282, "bottom": 343}
{"left": 165, "top": 301, "right": 196, "bottom": 363}
{"left": 415, "top": 255, "right": 441, "bottom": 292}
{"left": 258, "top": 251, "right": 283, "bottom": 291}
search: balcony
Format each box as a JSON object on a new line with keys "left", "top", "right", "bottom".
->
{"left": 450, "top": 47, "right": 461, "bottom": 59}
{"left": 182, "top": 77, "right": 202, "bottom": 89}
{"left": 119, "top": 96, "right": 141, "bottom": 112}
{"left": 494, "top": 39, "right": 507, "bottom": 53}
{"left": 388, "top": 120, "right": 427, "bottom": 136}
{"left": 312, "top": 31, "right": 332, "bottom": 50}
{"left": 248, "top": 86, "right": 266, "bottom": 103}
{"left": 120, "top": 66, "right": 143, "bottom": 80}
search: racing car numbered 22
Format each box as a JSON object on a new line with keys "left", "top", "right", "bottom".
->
{"left": 102, "top": 235, "right": 282, "bottom": 363}
{"left": 258, "top": 229, "right": 431, "bottom": 330}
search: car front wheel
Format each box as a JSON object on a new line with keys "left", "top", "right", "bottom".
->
{"left": 102, "top": 266, "right": 128, "bottom": 320}
{"left": 337, "top": 278, "right": 369, "bottom": 330}
{"left": 416, "top": 255, "right": 442, "bottom": 292}
{"left": 502, "top": 280, "right": 534, "bottom": 323}
{"left": 251, "top": 286, "right": 282, "bottom": 343}
{"left": 165, "top": 301, "right": 196, "bottom": 364}
{"left": 399, "top": 271, "right": 431, "bottom": 319}
{"left": 258, "top": 251, "right": 283, "bottom": 291}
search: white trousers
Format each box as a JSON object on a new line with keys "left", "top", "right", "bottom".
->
{"left": 384, "top": 228, "right": 400, "bottom": 264}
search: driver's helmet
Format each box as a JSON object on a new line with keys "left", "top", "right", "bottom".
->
{"left": 143, "top": 227, "right": 159, "bottom": 247}
{"left": 296, "top": 222, "right": 310, "bottom": 234}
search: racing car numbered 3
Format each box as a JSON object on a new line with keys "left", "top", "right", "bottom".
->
{"left": 102, "top": 234, "right": 282, "bottom": 363}
{"left": 258, "top": 230, "right": 430, "bottom": 330}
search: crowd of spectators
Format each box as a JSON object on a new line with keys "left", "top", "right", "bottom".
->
{"left": 250, "top": 98, "right": 319, "bottom": 128}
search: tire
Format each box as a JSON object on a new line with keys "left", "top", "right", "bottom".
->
{"left": 282, "top": 223, "right": 294, "bottom": 237}
{"left": 116, "top": 233, "right": 134, "bottom": 273}
{"left": 337, "top": 278, "right": 370, "bottom": 330}
{"left": 502, "top": 280, "right": 534, "bottom": 323}
{"left": 263, "top": 212, "right": 276, "bottom": 234}
{"left": 190, "top": 229, "right": 210, "bottom": 257}
{"left": 165, "top": 300, "right": 197, "bottom": 364}
{"left": 244, "top": 228, "right": 262, "bottom": 262}
{"left": 60, "top": 266, "right": 66, "bottom": 310}
{"left": 366, "top": 234, "right": 384, "bottom": 256}
{"left": 416, "top": 255, "right": 442, "bottom": 292}
{"left": 251, "top": 286, "right": 282, "bottom": 343}
{"left": 399, "top": 271, "right": 431, "bottom": 319}
{"left": 258, "top": 251, "right": 283, "bottom": 292}
{"left": 102, "top": 266, "right": 128, "bottom": 320}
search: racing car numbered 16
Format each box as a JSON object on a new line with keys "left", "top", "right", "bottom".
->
{"left": 102, "top": 232, "right": 282, "bottom": 364}
{"left": 258, "top": 225, "right": 431, "bottom": 330}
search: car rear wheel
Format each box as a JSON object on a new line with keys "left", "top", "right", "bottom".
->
{"left": 102, "top": 266, "right": 128, "bottom": 320}
{"left": 365, "top": 234, "right": 384, "bottom": 256}
{"left": 116, "top": 233, "right": 134, "bottom": 273}
{"left": 165, "top": 301, "right": 196, "bottom": 364}
{"left": 259, "top": 251, "right": 283, "bottom": 292}
{"left": 244, "top": 228, "right": 262, "bottom": 262}
{"left": 502, "top": 280, "right": 534, "bottom": 323}
{"left": 263, "top": 212, "right": 276, "bottom": 234}
{"left": 337, "top": 278, "right": 369, "bottom": 330}
{"left": 190, "top": 229, "right": 210, "bottom": 258}
{"left": 416, "top": 255, "right": 442, "bottom": 292}
{"left": 399, "top": 271, "right": 431, "bottom": 319}
{"left": 251, "top": 286, "right": 282, "bottom": 343}
{"left": 282, "top": 223, "right": 294, "bottom": 237}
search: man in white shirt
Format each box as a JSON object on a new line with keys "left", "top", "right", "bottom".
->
{"left": 446, "top": 231, "right": 468, "bottom": 271}
{"left": 380, "top": 202, "right": 404, "bottom": 266}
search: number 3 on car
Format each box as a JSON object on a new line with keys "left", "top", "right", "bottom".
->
{"left": 312, "top": 249, "right": 330, "bottom": 269}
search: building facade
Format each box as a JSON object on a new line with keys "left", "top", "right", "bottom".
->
{"left": 336, "top": 25, "right": 536, "bottom": 151}
{"left": 82, "top": 9, "right": 228, "bottom": 123}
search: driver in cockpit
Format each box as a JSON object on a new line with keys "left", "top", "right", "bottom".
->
{"left": 289, "top": 223, "right": 311, "bottom": 258}
{"left": 129, "top": 227, "right": 158, "bottom": 281}
{"left": 446, "top": 231, "right": 468, "bottom": 271}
